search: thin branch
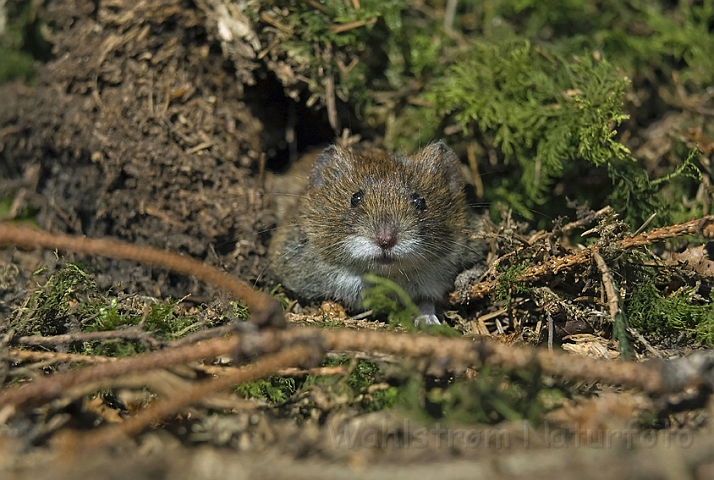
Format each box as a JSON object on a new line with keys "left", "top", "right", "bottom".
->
{"left": 71, "top": 343, "right": 318, "bottom": 449}
{"left": 7, "top": 349, "right": 118, "bottom": 365}
{"left": 11, "top": 327, "right": 163, "bottom": 349}
{"left": 168, "top": 324, "right": 239, "bottom": 347}
{"left": 561, "top": 206, "right": 613, "bottom": 234}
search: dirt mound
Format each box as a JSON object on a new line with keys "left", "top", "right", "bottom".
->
{"left": 0, "top": 0, "right": 286, "bottom": 299}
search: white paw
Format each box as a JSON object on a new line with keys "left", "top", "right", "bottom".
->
{"left": 414, "top": 314, "right": 441, "bottom": 327}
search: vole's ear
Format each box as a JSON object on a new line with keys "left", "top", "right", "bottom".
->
{"left": 308, "top": 145, "right": 352, "bottom": 189}
{"left": 417, "top": 141, "right": 464, "bottom": 196}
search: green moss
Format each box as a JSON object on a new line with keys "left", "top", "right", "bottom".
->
{"left": 396, "top": 366, "right": 563, "bottom": 425}
{"left": 627, "top": 268, "right": 714, "bottom": 344}
{"left": 491, "top": 0, "right": 714, "bottom": 87}
{"left": 345, "top": 358, "right": 380, "bottom": 391}
{"left": 75, "top": 298, "right": 203, "bottom": 356}
{"left": 9, "top": 261, "right": 225, "bottom": 356}
{"left": 359, "top": 274, "right": 464, "bottom": 335}
{"left": 234, "top": 359, "right": 396, "bottom": 409}
{"left": 607, "top": 147, "right": 702, "bottom": 229}
{"left": 400, "top": 30, "right": 700, "bottom": 226}
{"left": 304, "top": 357, "right": 562, "bottom": 423}
{"left": 495, "top": 262, "right": 532, "bottom": 307}
{"left": 0, "top": 12, "right": 34, "bottom": 84}
{"left": 361, "top": 273, "right": 420, "bottom": 330}
{"left": 268, "top": 284, "right": 291, "bottom": 311}
{"left": 0, "top": 0, "right": 53, "bottom": 84}
{"left": 11, "top": 263, "right": 96, "bottom": 336}
{"left": 229, "top": 300, "right": 250, "bottom": 320}
{"left": 277, "top": 0, "right": 407, "bottom": 105}
{"left": 438, "top": 367, "right": 560, "bottom": 424}
{"left": 236, "top": 376, "right": 296, "bottom": 403}
{"left": 371, "top": 385, "right": 400, "bottom": 410}
{"left": 399, "top": 36, "right": 698, "bottom": 226}
{"left": 320, "top": 357, "right": 400, "bottom": 411}
{"left": 0, "top": 197, "right": 13, "bottom": 219}
{"left": 430, "top": 39, "right": 628, "bottom": 167}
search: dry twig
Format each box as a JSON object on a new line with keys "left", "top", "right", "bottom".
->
{"left": 7, "top": 349, "right": 118, "bottom": 365}
{"left": 11, "top": 327, "right": 163, "bottom": 349}
{"left": 452, "top": 215, "right": 714, "bottom": 303}
{"left": 5, "top": 327, "right": 714, "bottom": 415}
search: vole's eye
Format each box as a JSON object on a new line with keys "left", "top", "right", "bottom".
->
{"left": 410, "top": 193, "right": 427, "bottom": 212}
{"left": 351, "top": 190, "right": 364, "bottom": 208}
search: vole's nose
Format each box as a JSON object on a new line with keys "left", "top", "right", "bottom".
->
{"left": 375, "top": 224, "right": 398, "bottom": 251}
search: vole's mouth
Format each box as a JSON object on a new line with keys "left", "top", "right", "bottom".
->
{"left": 345, "top": 234, "right": 416, "bottom": 267}
{"left": 376, "top": 255, "right": 394, "bottom": 265}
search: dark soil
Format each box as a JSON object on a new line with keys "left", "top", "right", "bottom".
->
{"left": 0, "top": 0, "right": 326, "bottom": 307}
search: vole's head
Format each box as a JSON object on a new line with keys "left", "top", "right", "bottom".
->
{"left": 300, "top": 142, "right": 467, "bottom": 274}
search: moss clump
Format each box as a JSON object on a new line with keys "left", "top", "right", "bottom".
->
{"left": 419, "top": 40, "right": 629, "bottom": 207}
{"left": 0, "top": 13, "right": 34, "bottom": 85}
{"left": 627, "top": 270, "right": 714, "bottom": 344}
{"left": 495, "top": 262, "right": 532, "bottom": 307}
{"left": 307, "top": 357, "right": 400, "bottom": 412}
{"left": 437, "top": 367, "right": 561, "bottom": 425}
{"left": 605, "top": 147, "right": 702, "bottom": 229}
{"left": 397, "top": 366, "right": 563, "bottom": 426}
{"left": 343, "top": 357, "right": 380, "bottom": 391}
{"left": 11, "top": 263, "right": 96, "bottom": 337}
{"left": 236, "top": 376, "right": 297, "bottom": 403}
{"left": 491, "top": 0, "right": 714, "bottom": 87}
{"left": 392, "top": 36, "right": 702, "bottom": 227}
{"left": 228, "top": 300, "right": 251, "bottom": 322}
{"left": 361, "top": 273, "right": 420, "bottom": 329}
{"left": 361, "top": 273, "right": 461, "bottom": 335}
{"left": 236, "top": 358, "right": 399, "bottom": 412}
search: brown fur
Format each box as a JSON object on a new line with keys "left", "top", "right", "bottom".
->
{"left": 268, "top": 142, "right": 485, "bottom": 319}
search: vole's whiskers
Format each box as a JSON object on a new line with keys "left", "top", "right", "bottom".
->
{"left": 265, "top": 141, "right": 491, "bottom": 315}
